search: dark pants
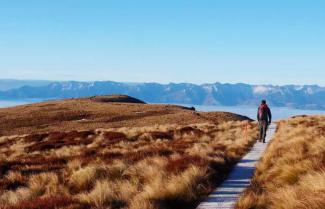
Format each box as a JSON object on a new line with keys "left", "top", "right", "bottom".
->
{"left": 258, "top": 120, "right": 268, "bottom": 143}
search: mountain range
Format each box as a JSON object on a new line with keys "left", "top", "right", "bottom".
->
{"left": 0, "top": 79, "right": 53, "bottom": 91}
{"left": 0, "top": 80, "right": 324, "bottom": 110}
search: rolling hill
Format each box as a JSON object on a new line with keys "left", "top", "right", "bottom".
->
{"left": 0, "top": 95, "right": 257, "bottom": 209}
{"left": 0, "top": 95, "right": 250, "bottom": 136}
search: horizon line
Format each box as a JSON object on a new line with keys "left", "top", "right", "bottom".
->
{"left": 0, "top": 78, "right": 324, "bottom": 87}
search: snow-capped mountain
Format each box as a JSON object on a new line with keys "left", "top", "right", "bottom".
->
{"left": 0, "top": 80, "right": 324, "bottom": 110}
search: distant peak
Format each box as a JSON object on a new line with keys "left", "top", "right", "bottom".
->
{"left": 89, "top": 95, "right": 146, "bottom": 104}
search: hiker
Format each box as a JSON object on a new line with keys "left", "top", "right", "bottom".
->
{"left": 257, "top": 100, "right": 272, "bottom": 143}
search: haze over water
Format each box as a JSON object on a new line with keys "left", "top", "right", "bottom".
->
{"left": 192, "top": 105, "right": 325, "bottom": 121}
{"left": 0, "top": 100, "right": 31, "bottom": 108}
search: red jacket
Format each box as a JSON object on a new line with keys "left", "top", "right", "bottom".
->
{"left": 257, "top": 104, "right": 272, "bottom": 122}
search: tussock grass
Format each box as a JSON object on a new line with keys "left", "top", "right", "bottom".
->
{"left": 235, "top": 115, "right": 325, "bottom": 209}
{"left": 0, "top": 96, "right": 251, "bottom": 136}
{"left": 0, "top": 120, "right": 257, "bottom": 209}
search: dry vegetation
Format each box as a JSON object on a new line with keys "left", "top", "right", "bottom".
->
{"left": 0, "top": 95, "right": 250, "bottom": 136}
{"left": 235, "top": 115, "right": 325, "bottom": 209}
{"left": 0, "top": 120, "right": 257, "bottom": 209}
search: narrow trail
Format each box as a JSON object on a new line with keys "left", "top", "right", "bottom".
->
{"left": 197, "top": 123, "right": 276, "bottom": 209}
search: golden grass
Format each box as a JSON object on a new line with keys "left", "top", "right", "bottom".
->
{"left": 0, "top": 120, "right": 257, "bottom": 209}
{"left": 235, "top": 115, "right": 325, "bottom": 209}
{"left": 0, "top": 96, "right": 251, "bottom": 136}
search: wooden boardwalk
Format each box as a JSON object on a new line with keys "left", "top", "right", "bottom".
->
{"left": 196, "top": 124, "right": 276, "bottom": 209}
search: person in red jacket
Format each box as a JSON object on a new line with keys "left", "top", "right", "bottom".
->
{"left": 257, "top": 100, "right": 272, "bottom": 143}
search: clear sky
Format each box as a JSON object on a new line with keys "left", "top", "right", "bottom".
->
{"left": 0, "top": 0, "right": 324, "bottom": 85}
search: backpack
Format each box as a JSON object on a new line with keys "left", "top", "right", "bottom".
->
{"left": 259, "top": 104, "right": 269, "bottom": 120}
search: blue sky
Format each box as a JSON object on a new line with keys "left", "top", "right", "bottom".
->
{"left": 0, "top": 0, "right": 324, "bottom": 85}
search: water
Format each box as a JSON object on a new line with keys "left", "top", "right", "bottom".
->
{"left": 0, "top": 100, "right": 42, "bottom": 108}
{"left": 180, "top": 104, "right": 325, "bottom": 121}
{"left": 1, "top": 100, "right": 324, "bottom": 121}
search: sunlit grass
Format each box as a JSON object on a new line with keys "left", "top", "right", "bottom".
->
{"left": 0, "top": 120, "right": 257, "bottom": 209}
{"left": 235, "top": 115, "right": 325, "bottom": 209}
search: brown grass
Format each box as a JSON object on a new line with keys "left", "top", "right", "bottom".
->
{"left": 0, "top": 119, "right": 258, "bottom": 209}
{"left": 235, "top": 115, "right": 325, "bottom": 209}
{"left": 0, "top": 95, "right": 251, "bottom": 136}
{"left": 1, "top": 195, "right": 80, "bottom": 209}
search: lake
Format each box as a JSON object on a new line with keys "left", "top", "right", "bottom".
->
{"left": 186, "top": 104, "right": 325, "bottom": 121}
{"left": 0, "top": 99, "right": 44, "bottom": 108}
{"left": 0, "top": 100, "right": 34, "bottom": 108}
{"left": 1, "top": 100, "right": 324, "bottom": 121}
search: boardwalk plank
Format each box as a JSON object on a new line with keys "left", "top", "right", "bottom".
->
{"left": 197, "top": 124, "right": 276, "bottom": 209}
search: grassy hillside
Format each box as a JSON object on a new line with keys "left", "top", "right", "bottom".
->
{"left": 0, "top": 95, "right": 257, "bottom": 209}
{"left": 0, "top": 95, "right": 250, "bottom": 136}
{"left": 235, "top": 115, "right": 325, "bottom": 209}
{"left": 0, "top": 121, "right": 257, "bottom": 209}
